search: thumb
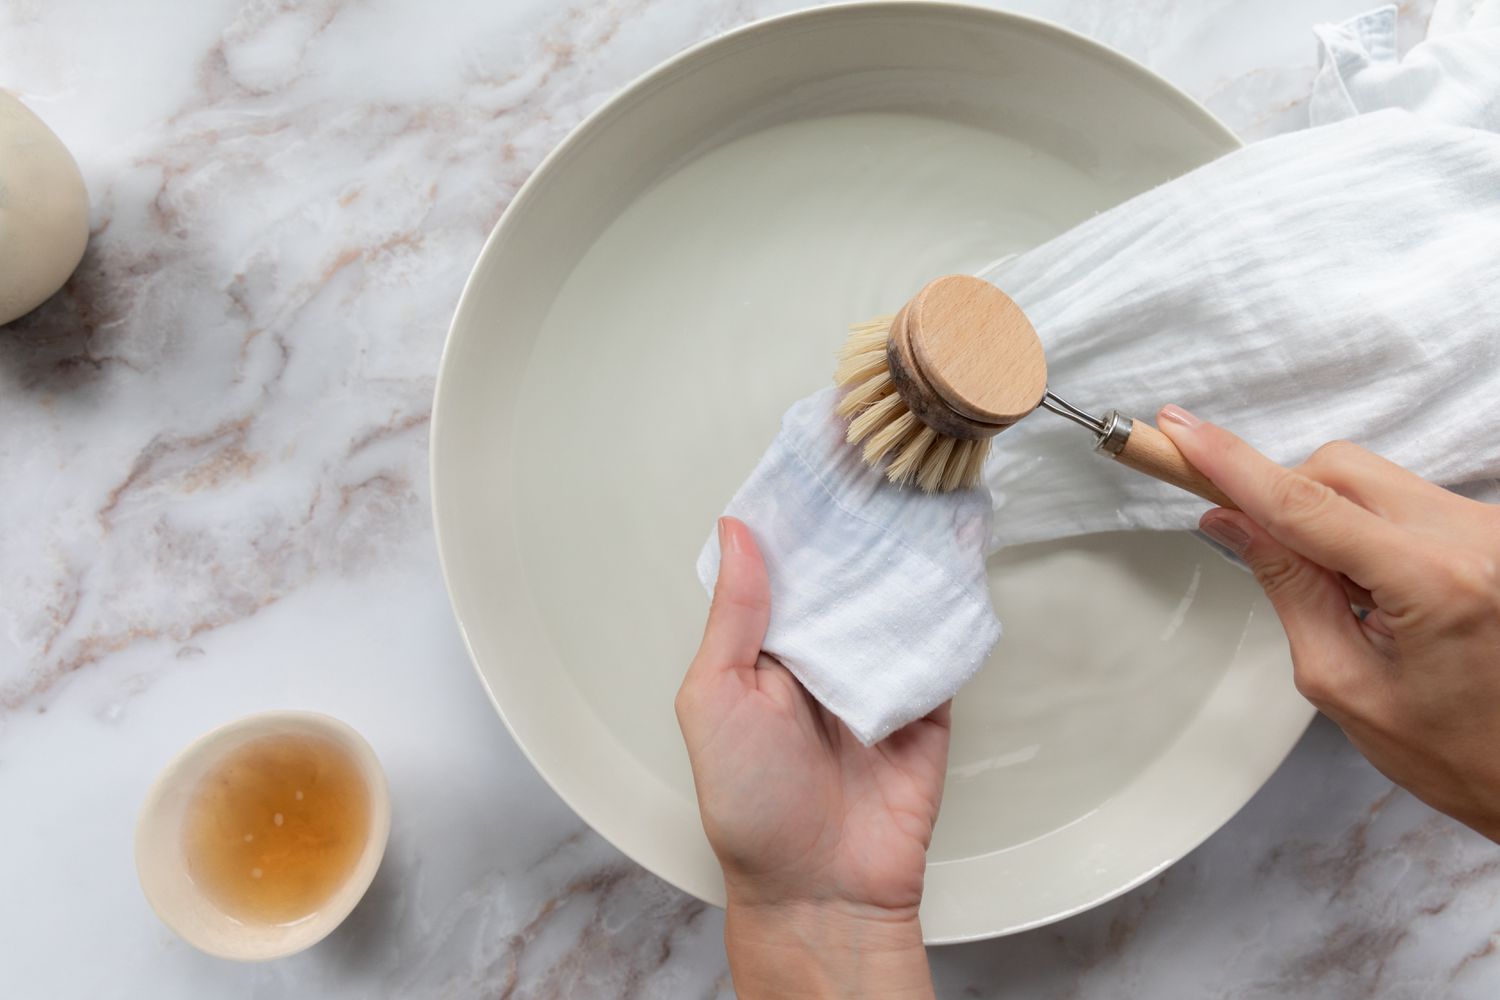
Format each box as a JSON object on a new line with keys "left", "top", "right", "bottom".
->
{"left": 1199, "top": 508, "right": 1374, "bottom": 712}
{"left": 690, "top": 517, "right": 772, "bottom": 683}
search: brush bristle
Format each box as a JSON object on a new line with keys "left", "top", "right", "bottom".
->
{"left": 832, "top": 315, "right": 990, "bottom": 492}
{"left": 834, "top": 319, "right": 893, "bottom": 387}
{"left": 916, "top": 434, "right": 955, "bottom": 492}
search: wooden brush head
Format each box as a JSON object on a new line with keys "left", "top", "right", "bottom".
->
{"left": 834, "top": 275, "right": 1047, "bottom": 491}
{"left": 888, "top": 275, "right": 1047, "bottom": 439}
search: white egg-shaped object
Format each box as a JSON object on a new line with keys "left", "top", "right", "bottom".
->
{"left": 0, "top": 92, "right": 89, "bottom": 326}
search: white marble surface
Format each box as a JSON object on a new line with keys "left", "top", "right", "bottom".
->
{"left": 3, "top": 0, "right": 1498, "bottom": 997}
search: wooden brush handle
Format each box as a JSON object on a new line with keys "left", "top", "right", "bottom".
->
{"left": 1109, "top": 417, "right": 1236, "bottom": 509}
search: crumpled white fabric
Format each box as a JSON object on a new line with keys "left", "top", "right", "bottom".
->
{"left": 696, "top": 390, "right": 999, "bottom": 745}
{"left": 699, "top": 8, "right": 1500, "bottom": 745}
{"left": 1312, "top": 3, "right": 1500, "bottom": 129}
{"left": 980, "top": 107, "right": 1500, "bottom": 548}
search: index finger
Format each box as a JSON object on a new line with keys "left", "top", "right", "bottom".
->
{"left": 1158, "top": 407, "right": 1420, "bottom": 594}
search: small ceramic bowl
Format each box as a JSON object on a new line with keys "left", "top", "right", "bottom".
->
{"left": 134, "top": 711, "right": 391, "bottom": 961}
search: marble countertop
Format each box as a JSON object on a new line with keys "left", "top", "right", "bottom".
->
{"left": 4, "top": 1, "right": 1497, "bottom": 997}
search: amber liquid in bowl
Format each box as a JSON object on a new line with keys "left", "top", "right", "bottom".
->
{"left": 182, "top": 732, "right": 371, "bottom": 925}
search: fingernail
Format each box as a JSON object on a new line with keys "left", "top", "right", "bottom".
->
{"left": 718, "top": 517, "right": 742, "bottom": 554}
{"left": 1200, "top": 514, "right": 1250, "bottom": 555}
{"left": 1159, "top": 405, "right": 1201, "bottom": 429}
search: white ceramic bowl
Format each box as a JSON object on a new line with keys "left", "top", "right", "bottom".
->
{"left": 134, "top": 711, "right": 391, "bottom": 961}
{"left": 432, "top": 2, "right": 1313, "bottom": 942}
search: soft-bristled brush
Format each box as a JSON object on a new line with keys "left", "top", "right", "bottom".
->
{"left": 834, "top": 274, "right": 1233, "bottom": 506}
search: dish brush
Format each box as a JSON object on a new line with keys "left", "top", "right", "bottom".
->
{"left": 834, "top": 274, "right": 1232, "bottom": 506}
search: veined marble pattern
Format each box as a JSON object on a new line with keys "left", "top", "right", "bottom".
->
{"left": 4, "top": 0, "right": 1496, "bottom": 997}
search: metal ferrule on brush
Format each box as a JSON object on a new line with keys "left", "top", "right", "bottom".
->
{"left": 1036, "top": 394, "right": 1133, "bottom": 455}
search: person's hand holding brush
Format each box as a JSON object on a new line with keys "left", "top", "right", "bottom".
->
{"left": 1159, "top": 405, "right": 1500, "bottom": 843}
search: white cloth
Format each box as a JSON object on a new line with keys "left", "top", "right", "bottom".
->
{"left": 981, "top": 106, "right": 1500, "bottom": 548}
{"left": 699, "top": 11, "right": 1500, "bottom": 744}
{"left": 696, "top": 391, "right": 999, "bottom": 745}
{"left": 1313, "top": 4, "right": 1500, "bottom": 130}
